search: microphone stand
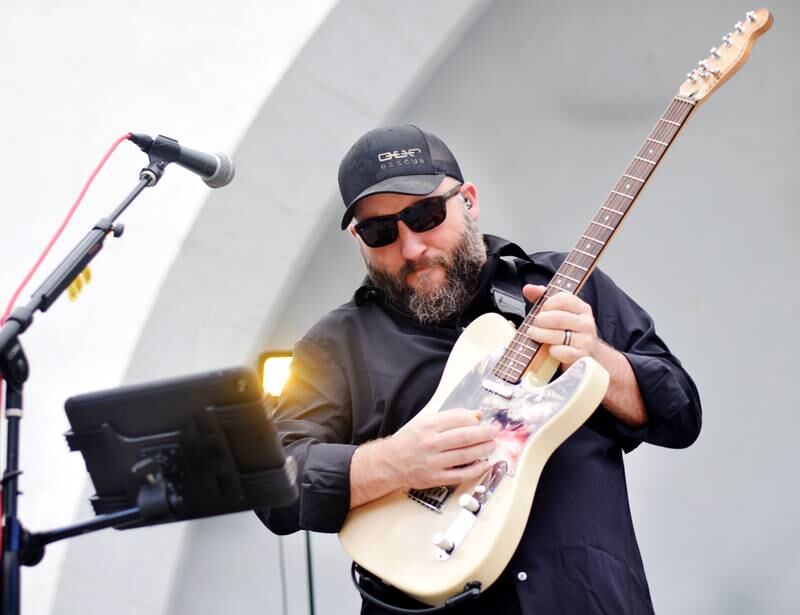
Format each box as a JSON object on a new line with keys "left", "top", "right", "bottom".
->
{"left": 0, "top": 145, "right": 179, "bottom": 615}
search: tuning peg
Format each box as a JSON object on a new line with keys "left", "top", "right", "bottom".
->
{"left": 710, "top": 47, "right": 721, "bottom": 59}
{"left": 722, "top": 34, "right": 733, "bottom": 47}
{"left": 746, "top": 11, "right": 757, "bottom": 22}
{"left": 734, "top": 21, "right": 746, "bottom": 33}
{"left": 686, "top": 71, "right": 697, "bottom": 83}
{"left": 697, "top": 60, "right": 714, "bottom": 78}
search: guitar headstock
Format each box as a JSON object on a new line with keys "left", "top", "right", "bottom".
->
{"left": 679, "top": 8, "right": 773, "bottom": 104}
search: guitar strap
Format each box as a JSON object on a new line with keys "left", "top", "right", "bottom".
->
{"left": 489, "top": 255, "right": 530, "bottom": 325}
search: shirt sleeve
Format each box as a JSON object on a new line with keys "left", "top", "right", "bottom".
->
{"left": 256, "top": 337, "right": 357, "bottom": 534}
{"left": 586, "top": 268, "right": 702, "bottom": 452}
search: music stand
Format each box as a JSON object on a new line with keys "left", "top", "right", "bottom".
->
{"left": 18, "top": 366, "right": 297, "bottom": 565}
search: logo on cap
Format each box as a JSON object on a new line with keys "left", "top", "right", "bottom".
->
{"left": 377, "top": 148, "right": 422, "bottom": 162}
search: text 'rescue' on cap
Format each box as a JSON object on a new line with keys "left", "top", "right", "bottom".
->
{"left": 338, "top": 124, "right": 463, "bottom": 229}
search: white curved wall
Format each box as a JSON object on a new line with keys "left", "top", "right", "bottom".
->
{"left": 2, "top": 2, "right": 797, "bottom": 614}
{"left": 0, "top": 2, "right": 336, "bottom": 614}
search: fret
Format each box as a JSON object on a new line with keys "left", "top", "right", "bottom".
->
{"left": 507, "top": 340, "right": 535, "bottom": 355}
{"left": 622, "top": 173, "right": 645, "bottom": 183}
{"left": 508, "top": 338, "right": 536, "bottom": 353}
{"left": 496, "top": 362, "right": 520, "bottom": 376}
{"left": 503, "top": 355, "right": 528, "bottom": 367}
{"left": 556, "top": 273, "right": 581, "bottom": 284}
{"left": 610, "top": 190, "right": 633, "bottom": 200}
{"left": 492, "top": 95, "right": 697, "bottom": 390}
{"left": 494, "top": 369, "right": 516, "bottom": 381}
{"left": 494, "top": 359, "right": 517, "bottom": 372}
{"left": 503, "top": 347, "right": 530, "bottom": 365}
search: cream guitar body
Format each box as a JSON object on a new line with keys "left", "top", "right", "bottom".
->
{"left": 339, "top": 313, "right": 609, "bottom": 606}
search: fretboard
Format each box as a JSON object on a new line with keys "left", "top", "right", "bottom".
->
{"left": 493, "top": 96, "right": 696, "bottom": 384}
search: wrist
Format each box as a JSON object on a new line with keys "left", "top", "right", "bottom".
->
{"left": 350, "top": 436, "right": 406, "bottom": 509}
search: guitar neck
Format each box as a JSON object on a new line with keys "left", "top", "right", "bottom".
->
{"left": 494, "top": 95, "right": 696, "bottom": 384}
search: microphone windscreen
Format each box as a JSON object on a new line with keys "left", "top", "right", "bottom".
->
{"left": 204, "top": 153, "right": 235, "bottom": 188}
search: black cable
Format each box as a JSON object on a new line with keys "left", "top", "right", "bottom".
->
{"left": 350, "top": 563, "right": 481, "bottom": 614}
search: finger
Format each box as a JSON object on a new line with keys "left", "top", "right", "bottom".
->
{"left": 522, "top": 284, "right": 547, "bottom": 303}
{"left": 540, "top": 291, "right": 592, "bottom": 315}
{"left": 435, "top": 423, "right": 499, "bottom": 451}
{"left": 427, "top": 409, "right": 482, "bottom": 432}
{"left": 528, "top": 325, "right": 593, "bottom": 352}
{"left": 531, "top": 310, "right": 586, "bottom": 332}
{"left": 438, "top": 440, "right": 497, "bottom": 469}
{"left": 527, "top": 325, "right": 571, "bottom": 347}
{"left": 436, "top": 460, "right": 492, "bottom": 486}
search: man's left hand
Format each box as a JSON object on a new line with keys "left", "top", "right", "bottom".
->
{"left": 522, "top": 284, "right": 599, "bottom": 368}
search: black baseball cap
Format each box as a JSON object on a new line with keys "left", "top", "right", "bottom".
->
{"left": 338, "top": 124, "right": 464, "bottom": 229}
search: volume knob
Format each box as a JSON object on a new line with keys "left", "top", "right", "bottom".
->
{"left": 432, "top": 532, "right": 454, "bottom": 553}
{"left": 459, "top": 494, "right": 481, "bottom": 514}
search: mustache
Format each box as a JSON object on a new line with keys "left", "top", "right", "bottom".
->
{"left": 399, "top": 255, "right": 450, "bottom": 278}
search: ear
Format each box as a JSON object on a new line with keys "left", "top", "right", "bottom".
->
{"left": 460, "top": 182, "right": 480, "bottom": 221}
{"left": 348, "top": 223, "right": 360, "bottom": 242}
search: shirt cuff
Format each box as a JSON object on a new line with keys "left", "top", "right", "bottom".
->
{"left": 300, "top": 442, "right": 358, "bottom": 532}
{"left": 621, "top": 351, "right": 695, "bottom": 449}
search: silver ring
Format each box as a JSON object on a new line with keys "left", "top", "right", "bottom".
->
{"left": 563, "top": 330, "right": 573, "bottom": 346}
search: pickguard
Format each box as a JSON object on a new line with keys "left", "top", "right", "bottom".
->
{"left": 408, "top": 353, "right": 588, "bottom": 508}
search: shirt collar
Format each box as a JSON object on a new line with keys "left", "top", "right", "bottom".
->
{"left": 353, "top": 234, "right": 533, "bottom": 310}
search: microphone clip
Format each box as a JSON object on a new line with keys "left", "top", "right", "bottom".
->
{"left": 130, "top": 134, "right": 182, "bottom": 187}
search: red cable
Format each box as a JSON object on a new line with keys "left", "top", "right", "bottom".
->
{"left": 0, "top": 133, "right": 133, "bottom": 546}
{"left": 1, "top": 132, "right": 132, "bottom": 326}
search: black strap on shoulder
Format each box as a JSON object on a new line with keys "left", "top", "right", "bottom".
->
{"left": 350, "top": 563, "right": 481, "bottom": 614}
{"left": 490, "top": 255, "right": 529, "bottom": 324}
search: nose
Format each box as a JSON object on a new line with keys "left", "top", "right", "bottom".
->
{"left": 396, "top": 221, "right": 426, "bottom": 261}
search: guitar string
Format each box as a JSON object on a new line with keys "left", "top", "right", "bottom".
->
{"left": 492, "top": 98, "right": 694, "bottom": 383}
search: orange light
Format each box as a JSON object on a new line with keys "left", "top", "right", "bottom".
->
{"left": 261, "top": 353, "right": 293, "bottom": 398}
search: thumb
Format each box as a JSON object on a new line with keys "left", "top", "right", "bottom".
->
{"left": 522, "top": 284, "right": 547, "bottom": 303}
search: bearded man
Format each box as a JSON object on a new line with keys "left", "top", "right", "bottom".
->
{"left": 259, "top": 125, "right": 701, "bottom": 614}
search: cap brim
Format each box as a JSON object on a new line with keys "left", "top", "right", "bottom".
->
{"left": 340, "top": 174, "right": 445, "bottom": 229}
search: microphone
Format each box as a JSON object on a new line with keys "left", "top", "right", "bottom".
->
{"left": 129, "top": 133, "right": 235, "bottom": 188}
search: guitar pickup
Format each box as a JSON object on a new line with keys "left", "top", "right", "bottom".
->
{"left": 481, "top": 378, "right": 513, "bottom": 399}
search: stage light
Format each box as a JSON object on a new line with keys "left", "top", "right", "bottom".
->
{"left": 259, "top": 351, "right": 293, "bottom": 398}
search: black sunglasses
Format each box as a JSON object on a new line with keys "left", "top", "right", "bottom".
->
{"left": 354, "top": 184, "right": 464, "bottom": 248}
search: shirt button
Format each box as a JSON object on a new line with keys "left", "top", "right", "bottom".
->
{"left": 516, "top": 571, "right": 528, "bottom": 582}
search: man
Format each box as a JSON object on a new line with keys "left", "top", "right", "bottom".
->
{"left": 260, "top": 125, "right": 701, "bottom": 614}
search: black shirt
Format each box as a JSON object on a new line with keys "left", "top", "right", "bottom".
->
{"left": 260, "top": 235, "right": 701, "bottom": 614}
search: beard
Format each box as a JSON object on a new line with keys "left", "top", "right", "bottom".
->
{"left": 364, "top": 212, "right": 487, "bottom": 324}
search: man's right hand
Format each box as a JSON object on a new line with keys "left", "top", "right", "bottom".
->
{"left": 349, "top": 409, "right": 498, "bottom": 509}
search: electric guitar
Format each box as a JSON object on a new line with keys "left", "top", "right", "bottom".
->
{"left": 339, "top": 9, "right": 773, "bottom": 607}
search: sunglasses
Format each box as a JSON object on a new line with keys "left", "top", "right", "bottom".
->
{"left": 354, "top": 184, "right": 464, "bottom": 248}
